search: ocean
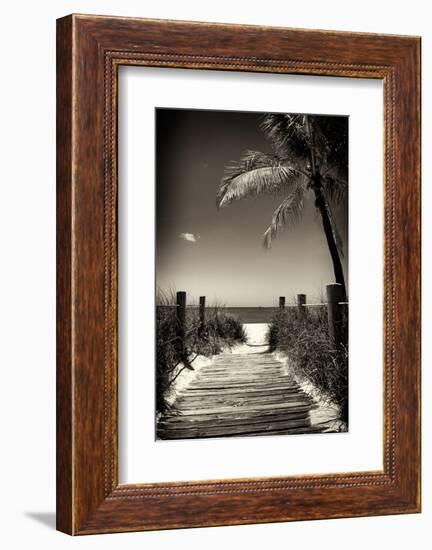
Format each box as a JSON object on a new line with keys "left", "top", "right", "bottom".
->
{"left": 215, "top": 307, "right": 279, "bottom": 324}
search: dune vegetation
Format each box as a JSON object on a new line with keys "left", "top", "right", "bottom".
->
{"left": 267, "top": 304, "right": 348, "bottom": 423}
{"left": 156, "top": 291, "right": 247, "bottom": 414}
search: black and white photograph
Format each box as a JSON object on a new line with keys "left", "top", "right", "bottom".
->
{"left": 155, "top": 107, "right": 349, "bottom": 440}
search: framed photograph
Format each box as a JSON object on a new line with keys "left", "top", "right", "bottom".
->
{"left": 56, "top": 14, "right": 421, "bottom": 534}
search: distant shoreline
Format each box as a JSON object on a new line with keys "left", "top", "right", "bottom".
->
{"left": 216, "top": 307, "right": 277, "bottom": 324}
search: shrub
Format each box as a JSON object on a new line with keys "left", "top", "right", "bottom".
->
{"left": 156, "top": 292, "right": 246, "bottom": 414}
{"left": 267, "top": 305, "right": 348, "bottom": 422}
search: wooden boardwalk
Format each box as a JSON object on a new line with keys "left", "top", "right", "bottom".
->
{"left": 157, "top": 348, "right": 320, "bottom": 440}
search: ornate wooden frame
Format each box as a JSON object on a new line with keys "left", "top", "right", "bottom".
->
{"left": 56, "top": 14, "right": 421, "bottom": 535}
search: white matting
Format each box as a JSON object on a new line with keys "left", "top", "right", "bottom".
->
{"left": 117, "top": 67, "right": 383, "bottom": 484}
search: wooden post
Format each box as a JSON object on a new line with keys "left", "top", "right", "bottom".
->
{"left": 199, "top": 296, "right": 206, "bottom": 330}
{"left": 297, "top": 293, "right": 306, "bottom": 317}
{"left": 176, "top": 291, "right": 186, "bottom": 354}
{"left": 326, "top": 283, "right": 345, "bottom": 349}
{"left": 279, "top": 296, "right": 285, "bottom": 309}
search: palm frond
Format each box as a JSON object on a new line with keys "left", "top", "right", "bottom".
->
{"left": 260, "top": 114, "right": 310, "bottom": 162}
{"left": 322, "top": 173, "right": 348, "bottom": 204}
{"left": 312, "top": 116, "right": 348, "bottom": 176}
{"left": 217, "top": 150, "right": 303, "bottom": 208}
{"left": 261, "top": 114, "right": 348, "bottom": 177}
{"left": 262, "top": 184, "right": 306, "bottom": 248}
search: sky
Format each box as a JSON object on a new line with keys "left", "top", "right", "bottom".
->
{"left": 156, "top": 108, "right": 348, "bottom": 307}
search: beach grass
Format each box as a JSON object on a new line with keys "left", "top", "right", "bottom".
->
{"left": 266, "top": 305, "right": 348, "bottom": 422}
{"left": 156, "top": 291, "right": 247, "bottom": 414}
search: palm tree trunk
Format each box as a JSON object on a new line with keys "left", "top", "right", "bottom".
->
{"left": 312, "top": 179, "right": 347, "bottom": 299}
{"left": 305, "top": 115, "right": 347, "bottom": 300}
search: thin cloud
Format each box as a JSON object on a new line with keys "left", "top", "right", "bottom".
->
{"left": 179, "top": 232, "right": 199, "bottom": 243}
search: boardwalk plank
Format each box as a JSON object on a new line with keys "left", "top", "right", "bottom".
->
{"left": 176, "top": 395, "right": 313, "bottom": 407}
{"left": 159, "top": 413, "right": 309, "bottom": 428}
{"left": 156, "top": 344, "right": 320, "bottom": 439}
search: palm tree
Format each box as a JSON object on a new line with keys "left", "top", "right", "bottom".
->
{"left": 217, "top": 113, "right": 348, "bottom": 299}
